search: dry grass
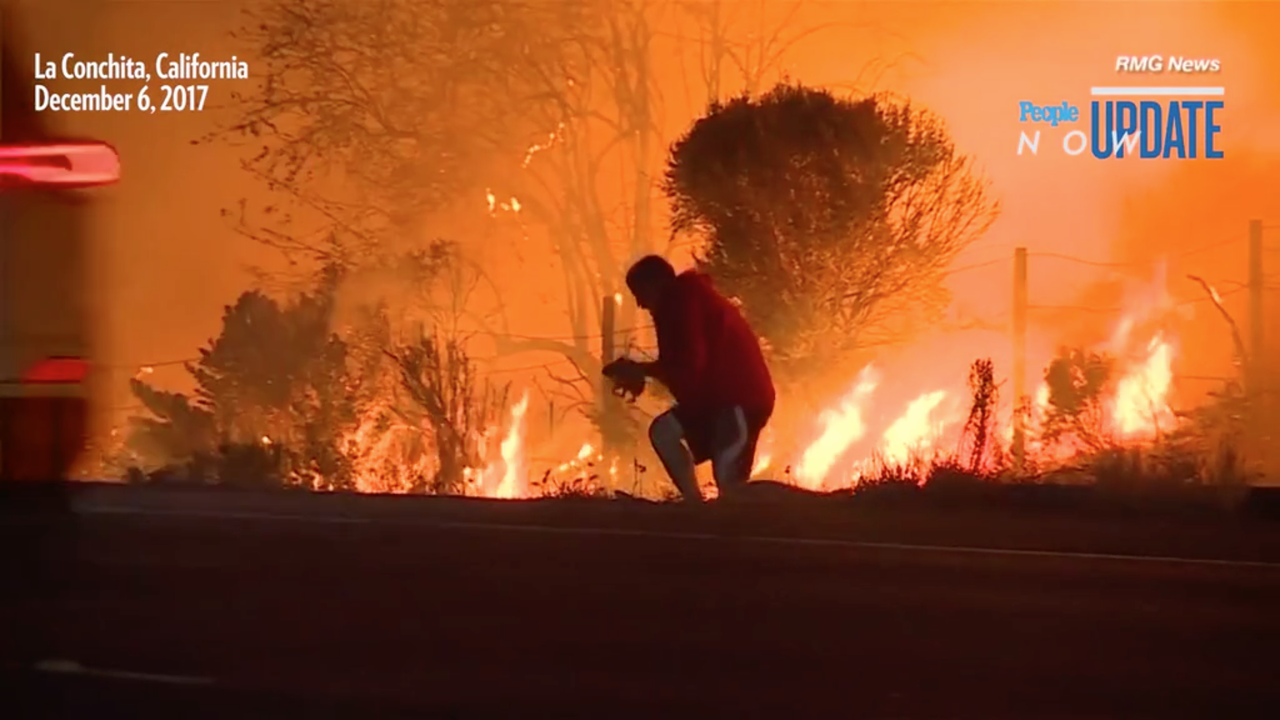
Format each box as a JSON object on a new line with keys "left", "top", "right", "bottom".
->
{"left": 826, "top": 356, "right": 1264, "bottom": 516}
{"left": 125, "top": 355, "right": 1272, "bottom": 522}
{"left": 530, "top": 468, "right": 612, "bottom": 499}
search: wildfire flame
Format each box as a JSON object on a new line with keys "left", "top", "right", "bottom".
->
{"left": 752, "top": 454, "right": 771, "bottom": 475}
{"left": 330, "top": 310, "right": 1178, "bottom": 499}
{"left": 326, "top": 262, "right": 1182, "bottom": 499}
{"left": 793, "top": 366, "right": 879, "bottom": 489}
{"left": 879, "top": 390, "right": 951, "bottom": 467}
{"left": 1109, "top": 334, "right": 1176, "bottom": 441}
{"left": 783, "top": 310, "right": 1179, "bottom": 489}
{"left": 484, "top": 390, "right": 531, "bottom": 499}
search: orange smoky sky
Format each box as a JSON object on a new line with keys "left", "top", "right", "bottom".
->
{"left": 789, "top": 0, "right": 1280, "bottom": 396}
{"left": 8, "top": 0, "right": 1280, "bottom": 425}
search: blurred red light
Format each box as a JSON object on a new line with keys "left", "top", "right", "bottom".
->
{"left": 0, "top": 142, "right": 120, "bottom": 187}
{"left": 21, "top": 356, "right": 90, "bottom": 384}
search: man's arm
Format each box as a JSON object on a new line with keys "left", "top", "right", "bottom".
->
{"left": 639, "top": 294, "right": 709, "bottom": 402}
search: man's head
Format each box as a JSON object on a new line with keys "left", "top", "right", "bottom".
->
{"left": 625, "top": 254, "right": 677, "bottom": 310}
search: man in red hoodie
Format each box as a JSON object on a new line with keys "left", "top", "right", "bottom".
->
{"left": 605, "top": 255, "right": 775, "bottom": 502}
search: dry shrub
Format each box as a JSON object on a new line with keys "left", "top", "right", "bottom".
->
{"left": 1041, "top": 347, "right": 1115, "bottom": 452}
{"left": 958, "top": 358, "right": 1002, "bottom": 475}
{"left": 388, "top": 330, "right": 510, "bottom": 494}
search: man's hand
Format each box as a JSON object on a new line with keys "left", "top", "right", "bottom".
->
{"left": 602, "top": 357, "right": 647, "bottom": 402}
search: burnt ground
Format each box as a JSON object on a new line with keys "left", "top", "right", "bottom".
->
{"left": 3, "top": 483, "right": 1280, "bottom": 718}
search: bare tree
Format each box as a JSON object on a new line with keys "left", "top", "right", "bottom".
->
{"left": 216, "top": 0, "right": 852, "bottom": 450}
{"left": 212, "top": 0, "right": 583, "bottom": 262}
{"left": 673, "top": 1, "right": 916, "bottom": 108}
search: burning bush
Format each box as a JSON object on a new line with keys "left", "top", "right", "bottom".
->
{"left": 1040, "top": 347, "right": 1117, "bottom": 452}
{"left": 116, "top": 263, "right": 528, "bottom": 494}
{"left": 662, "top": 82, "right": 999, "bottom": 392}
{"left": 387, "top": 332, "right": 513, "bottom": 495}
{"left": 119, "top": 274, "right": 371, "bottom": 489}
{"left": 112, "top": 235, "right": 1266, "bottom": 500}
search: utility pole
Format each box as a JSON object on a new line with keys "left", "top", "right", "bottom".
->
{"left": 598, "top": 294, "right": 619, "bottom": 485}
{"left": 1248, "top": 219, "right": 1265, "bottom": 395}
{"left": 599, "top": 293, "right": 617, "bottom": 402}
{"left": 547, "top": 400, "right": 556, "bottom": 443}
{"left": 1012, "top": 247, "right": 1028, "bottom": 473}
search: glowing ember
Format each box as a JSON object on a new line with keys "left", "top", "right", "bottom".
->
{"left": 484, "top": 188, "right": 521, "bottom": 215}
{"left": 562, "top": 443, "right": 593, "bottom": 468}
{"left": 522, "top": 122, "right": 565, "bottom": 167}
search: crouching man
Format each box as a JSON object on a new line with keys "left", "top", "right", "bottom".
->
{"left": 604, "top": 255, "right": 775, "bottom": 502}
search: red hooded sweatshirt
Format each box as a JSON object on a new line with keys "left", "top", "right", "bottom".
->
{"left": 651, "top": 270, "right": 775, "bottom": 419}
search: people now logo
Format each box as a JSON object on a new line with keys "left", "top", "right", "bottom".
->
{"left": 1017, "top": 94, "right": 1225, "bottom": 160}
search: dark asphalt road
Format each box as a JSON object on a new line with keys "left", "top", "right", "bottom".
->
{"left": 4, "top": 486, "right": 1280, "bottom": 718}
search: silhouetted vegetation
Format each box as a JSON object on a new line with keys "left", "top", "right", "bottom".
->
{"left": 118, "top": 262, "right": 507, "bottom": 493}
{"left": 959, "top": 358, "right": 999, "bottom": 473}
{"left": 119, "top": 268, "right": 368, "bottom": 488}
{"left": 388, "top": 333, "right": 511, "bottom": 494}
{"left": 531, "top": 467, "right": 612, "bottom": 499}
{"left": 663, "top": 82, "right": 999, "bottom": 386}
{"left": 1041, "top": 347, "right": 1116, "bottom": 451}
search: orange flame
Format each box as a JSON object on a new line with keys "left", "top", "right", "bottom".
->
{"left": 1109, "top": 334, "right": 1176, "bottom": 441}
{"left": 794, "top": 366, "right": 878, "bottom": 489}
{"left": 879, "top": 390, "right": 951, "bottom": 467}
{"left": 325, "top": 260, "right": 1185, "bottom": 499}
{"left": 788, "top": 307, "right": 1179, "bottom": 489}
{"left": 484, "top": 390, "right": 531, "bottom": 499}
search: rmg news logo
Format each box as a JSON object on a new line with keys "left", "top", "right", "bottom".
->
{"left": 1017, "top": 85, "right": 1225, "bottom": 160}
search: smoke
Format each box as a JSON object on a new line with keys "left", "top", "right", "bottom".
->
{"left": 19, "top": 0, "right": 1278, "bottom": 470}
{"left": 788, "top": 1, "right": 1280, "bottom": 390}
